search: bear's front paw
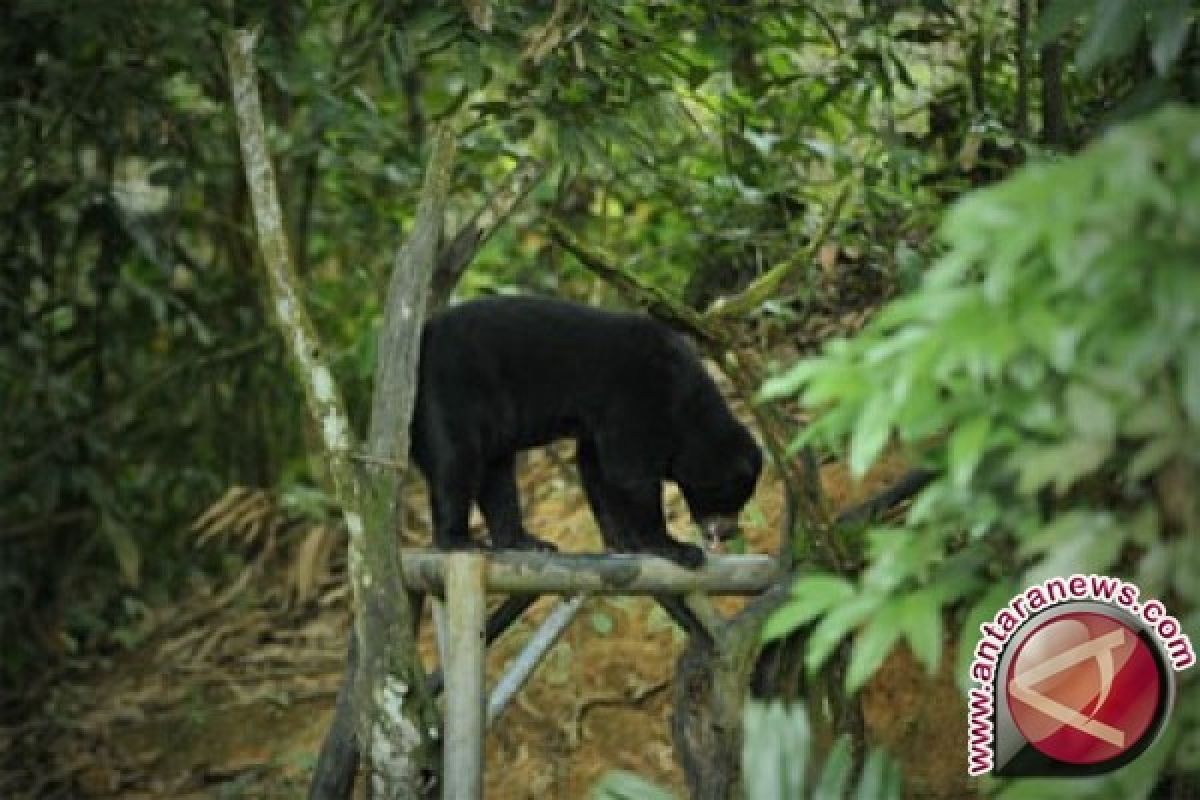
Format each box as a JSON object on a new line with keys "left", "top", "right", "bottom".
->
{"left": 497, "top": 532, "right": 558, "bottom": 553}
{"left": 436, "top": 538, "right": 488, "bottom": 553}
{"left": 655, "top": 541, "right": 706, "bottom": 570}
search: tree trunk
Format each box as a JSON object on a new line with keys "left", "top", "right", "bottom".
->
{"left": 224, "top": 29, "right": 454, "bottom": 799}
{"left": 1038, "top": 0, "right": 1069, "bottom": 146}
{"left": 1014, "top": 0, "right": 1031, "bottom": 137}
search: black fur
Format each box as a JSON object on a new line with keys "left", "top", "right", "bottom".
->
{"left": 411, "top": 296, "right": 761, "bottom": 568}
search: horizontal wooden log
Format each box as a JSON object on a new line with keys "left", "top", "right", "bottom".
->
{"left": 400, "top": 551, "right": 777, "bottom": 595}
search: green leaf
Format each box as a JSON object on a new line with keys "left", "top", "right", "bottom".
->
{"left": 1034, "top": 0, "right": 1095, "bottom": 46}
{"left": 1149, "top": 0, "right": 1193, "bottom": 75}
{"left": 101, "top": 515, "right": 141, "bottom": 588}
{"left": 956, "top": 580, "right": 1017, "bottom": 693}
{"left": 846, "top": 606, "right": 903, "bottom": 692}
{"left": 1127, "top": 436, "right": 1178, "bottom": 480}
{"left": 1175, "top": 723, "right": 1200, "bottom": 771}
{"left": 742, "top": 702, "right": 809, "bottom": 800}
{"left": 759, "top": 359, "right": 821, "bottom": 401}
{"left": 1024, "top": 519, "right": 1125, "bottom": 588}
{"left": 994, "top": 777, "right": 1108, "bottom": 800}
{"left": 806, "top": 593, "right": 883, "bottom": 675}
{"left": 854, "top": 749, "right": 902, "bottom": 800}
{"left": 591, "top": 770, "right": 675, "bottom": 800}
{"left": 850, "top": 394, "right": 892, "bottom": 477}
{"left": 1066, "top": 382, "right": 1117, "bottom": 441}
{"left": 1122, "top": 396, "right": 1175, "bottom": 436}
{"left": 590, "top": 611, "right": 614, "bottom": 636}
{"left": 1181, "top": 338, "right": 1200, "bottom": 424}
{"left": 1136, "top": 540, "right": 1171, "bottom": 598}
{"left": 1013, "top": 437, "right": 1112, "bottom": 495}
{"left": 1076, "top": 0, "right": 1145, "bottom": 74}
{"left": 762, "top": 574, "right": 855, "bottom": 641}
{"left": 863, "top": 529, "right": 936, "bottom": 591}
{"left": 899, "top": 591, "right": 944, "bottom": 676}
{"left": 948, "top": 415, "right": 991, "bottom": 488}
{"left": 813, "top": 736, "right": 853, "bottom": 800}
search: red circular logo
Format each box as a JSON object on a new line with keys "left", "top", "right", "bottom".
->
{"left": 1006, "top": 612, "right": 1162, "bottom": 765}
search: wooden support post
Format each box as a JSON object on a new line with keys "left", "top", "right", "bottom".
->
{"left": 443, "top": 554, "right": 486, "bottom": 800}
{"left": 431, "top": 597, "right": 450, "bottom": 669}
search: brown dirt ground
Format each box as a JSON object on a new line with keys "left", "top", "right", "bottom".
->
{"left": 18, "top": 446, "right": 971, "bottom": 799}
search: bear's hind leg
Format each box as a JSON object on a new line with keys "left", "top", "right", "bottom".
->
{"left": 427, "top": 452, "right": 483, "bottom": 552}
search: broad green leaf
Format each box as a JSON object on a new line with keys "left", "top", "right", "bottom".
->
{"left": 1023, "top": 522, "right": 1125, "bottom": 588}
{"left": 1149, "top": 0, "right": 1194, "bottom": 75}
{"left": 948, "top": 415, "right": 991, "bottom": 488}
{"left": 759, "top": 359, "right": 821, "bottom": 400}
{"left": 846, "top": 605, "right": 903, "bottom": 692}
{"left": 762, "top": 574, "right": 855, "bottom": 641}
{"left": 1175, "top": 725, "right": 1200, "bottom": 771}
{"left": 590, "top": 611, "right": 614, "bottom": 636}
{"left": 1034, "top": 0, "right": 1095, "bottom": 46}
{"left": 742, "top": 702, "right": 809, "bottom": 800}
{"left": 899, "top": 590, "right": 944, "bottom": 676}
{"left": 101, "top": 516, "right": 141, "bottom": 587}
{"left": 1012, "top": 437, "right": 1111, "bottom": 495}
{"left": 850, "top": 394, "right": 893, "bottom": 477}
{"left": 956, "top": 580, "right": 1017, "bottom": 693}
{"left": 1076, "top": 0, "right": 1145, "bottom": 74}
{"left": 1065, "top": 382, "right": 1117, "bottom": 441}
{"left": 1127, "top": 436, "right": 1177, "bottom": 480}
{"left": 854, "top": 749, "right": 902, "bottom": 800}
{"left": 1122, "top": 396, "right": 1175, "bottom": 436}
{"left": 1172, "top": 538, "right": 1200, "bottom": 606}
{"left": 1181, "top": 338, "right": 1200, "bottom": 424}
{"left": 806, "top": 593, "right": 883, "bottom": 675}
{"left": 813, "top": 735, "right": 853, "bottom": 800}
{"left": 863, "top": 529, "right": 939, "bottom": 591}
{"left": 994, "top": 777, "right": 1109, "bottom": 800}
{"left": 1019, "top": 510, "right": 1114, "bottom": 556}
{"left": 591, "top": 770, "right": 675, "bottom": 800}
{"left": 1136, "top": 541, "right": 1171, "bottom": 599}
{"left": 1127, "top": 504, "right": 1161, "bottom": 548}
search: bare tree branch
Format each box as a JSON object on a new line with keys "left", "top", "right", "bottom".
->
{"left": 546, "top": 216, "right": 723, "bottom": 345}
{"left": 431, "top": 157, "right": 546, "bottom": 307}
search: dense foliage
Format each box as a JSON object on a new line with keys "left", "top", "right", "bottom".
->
{"left": 762, "top": 106, "right": 1200, "bottom": 797}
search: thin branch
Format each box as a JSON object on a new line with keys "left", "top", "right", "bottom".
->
{"left": 705, "top": 180, "right": 851, "bottom": 319}
{"left": 546, "top": 216, "right": 724, "bottom": 345}
{"left": 431, "top": 157, "right": 546, "bottom": 307}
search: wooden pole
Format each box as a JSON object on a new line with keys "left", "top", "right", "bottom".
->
{"left": 402, "top": 551, "right": 777, "bottom": 595}
{"left": 443, "top": 554, "right": 486, "bottom": 800}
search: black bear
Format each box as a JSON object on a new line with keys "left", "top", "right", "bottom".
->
{"left": 411, "top": 295, "right": 761, "bottom": 568}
